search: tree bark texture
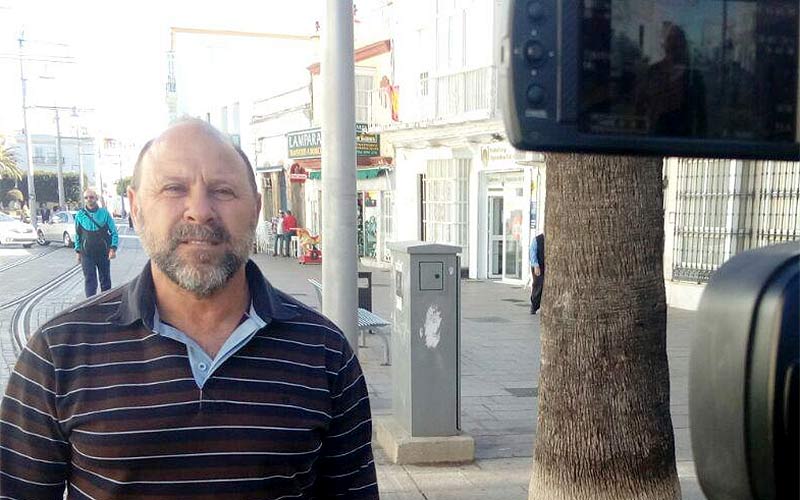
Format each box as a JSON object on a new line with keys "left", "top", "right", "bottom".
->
{"left": 528, "top": 154, "right": 681, "bottom": 500}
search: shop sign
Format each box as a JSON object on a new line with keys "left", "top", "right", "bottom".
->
{"left": 288, "top": 124, "right": 380, "bottom": 159}
{"left": 289, "top": 163, "right": 308, "bottom": 183}
{"left": 287, "top": 129, "right": 321, "bottom": 159}
{"left": 355, "top": 123, "right": 380, "bottom": 157}
{"left": 481, "top": 144, "right": 544, "bottom": 166}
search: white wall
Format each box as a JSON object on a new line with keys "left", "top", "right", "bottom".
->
{"left": 391, "top": 0, "right": 498, "bottom": 124}
{"left": 468, "top": 145, "right": 481, "bottom": 278}
{"left": 662, "top": 158, "right": 679, "bottom": 281}
{"left": 666, "top": 281, "right": 705, "bottom": 311}
{"left": 392, "top": 148, "right": 427, "bottom": 241}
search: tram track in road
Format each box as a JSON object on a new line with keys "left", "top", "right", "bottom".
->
{"left": 0, "top": 262, "right": 81, "bottom": 312}
{"left": 0, "top": 246, "right": 61, "bottom": 274}
{"left": 9, "top": 265, "right": 82, "bottom": 354}
{"left": 5, "top": 224, "right": 139, "bottom": 355}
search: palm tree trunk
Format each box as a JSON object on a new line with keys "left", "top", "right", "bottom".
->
{"left": 529, "top": 153, "right": 680, "bottom": 500}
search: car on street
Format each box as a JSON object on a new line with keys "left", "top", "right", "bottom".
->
{"left": 36, "top": 210, "right": 78, "bottom": 248}
{"left": 0, "top": 212, "right": 37, "bottom": 248}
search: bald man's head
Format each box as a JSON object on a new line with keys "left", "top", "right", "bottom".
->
{"left": 131, "top": 119, "right": 258, "bottom": 196}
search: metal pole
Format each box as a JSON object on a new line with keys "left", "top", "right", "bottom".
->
{"left": 77, "top": 134, "right": 84, "bottom": 196}
{"left": 98, "top": 168, "right": 104, "bottom": 206}
{"left": 118, "top": 158, "right": 124, "bottom": 216}
{"left": 54, "top": 107, "right": 65, "bottom": 208}
{"left": 321, "top": 0, "right": 359, "bottom": 350}
{"left": 18, "top": 34, "right": 38, "bottom": 227}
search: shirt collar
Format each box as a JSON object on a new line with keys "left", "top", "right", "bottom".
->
{"left": 110, "top": 259, "right": 298, "bottom": 328}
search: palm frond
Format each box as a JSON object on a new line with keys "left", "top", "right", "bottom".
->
{"left": 0, "top": 146, "right": 23, "bottom": 181}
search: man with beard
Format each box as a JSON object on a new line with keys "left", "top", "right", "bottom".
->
{"left": 0, "top": 119, "right": 378, "bottom": 499}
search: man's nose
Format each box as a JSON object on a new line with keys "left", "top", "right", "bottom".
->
{"left": 183, "top": 188, "right": 215, "bottom": 224}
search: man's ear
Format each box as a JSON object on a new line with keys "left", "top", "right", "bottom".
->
{"left": 127, "top": 187, "right": 139, "bottom": 224}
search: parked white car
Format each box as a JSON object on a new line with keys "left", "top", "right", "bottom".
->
{"left": 36, "top": 210, "right": 78, "bottom": 248}
{"left": 0, "top": 212, "right": 37, "bottom": 248}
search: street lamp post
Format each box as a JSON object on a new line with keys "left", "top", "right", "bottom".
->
{"left": 321, "top": 0, "right": 359, "bottom": 349}
{"left": 54, "top": 107, "right": 65, "bottom": 207}
{"left": 18, "top": 34, "right": 38, "bottom": 226}
{"left": 77, "top": 135, "right": 84, "bottom": 196}
{"left": 72, "top": 108, "right": 85, "bottom": 197}
{"left": 118, "top": 158, "right": 125, "bottom": 216}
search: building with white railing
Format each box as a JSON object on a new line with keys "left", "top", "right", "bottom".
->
{"left": 368, "top": 0, "right": 544, "bottom": 283}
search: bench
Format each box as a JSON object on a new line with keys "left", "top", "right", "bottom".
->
{"left": 308, "top": 278, "right": 392, "bottom": 365}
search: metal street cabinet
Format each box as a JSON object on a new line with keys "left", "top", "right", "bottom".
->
{"left": 389, "top": 241, "right": 461, "bottom": 437}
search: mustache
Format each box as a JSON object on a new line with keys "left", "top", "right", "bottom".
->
{"left": 169, "top": 222, "right": 230, "bottom": 247}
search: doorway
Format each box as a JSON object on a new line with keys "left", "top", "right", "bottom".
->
{"left": 484, "top": 171, "right": 525, "bottom": 281}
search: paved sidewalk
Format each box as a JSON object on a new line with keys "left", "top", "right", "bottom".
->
{"left": 1, "top": 239, "right": 705, "bottom": 499}
{"left": 251, "top": 253, "right": 706, "bottom": 499}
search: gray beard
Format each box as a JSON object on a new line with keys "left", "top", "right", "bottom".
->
{"left": 138, "top": 217, "right": 254, "bottom": 297}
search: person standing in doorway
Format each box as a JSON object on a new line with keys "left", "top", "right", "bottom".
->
{"left": 530, "top": 232, "right": 545, "bottom": 314}
{"left": 273, "top": 210, "right": 285, "bottom": 256}
{"left": 75, "top": 188, "right": 119, "bottom": 297}
{"left": 282, "top": 210, "right": 298, "bottom": 257}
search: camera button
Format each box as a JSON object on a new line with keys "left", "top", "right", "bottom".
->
{"left": 526, "top": 84, "right": 545, "bottom": 107}
{"left": 524, "top": 41, "right": 546, "bottom": 66}
{"left": 527, "top": 1, "right": 545, "bottom": 21}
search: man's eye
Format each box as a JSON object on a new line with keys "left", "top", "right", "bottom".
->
{"left": 213, "top": 188, "right": 235, "bottom": 199}
{"left": 163, "top": 185, "right": 186, "bottom": 194}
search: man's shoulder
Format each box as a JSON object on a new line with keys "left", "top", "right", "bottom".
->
{"left": 269, "top": 289, "right": 346, "bottom": 340}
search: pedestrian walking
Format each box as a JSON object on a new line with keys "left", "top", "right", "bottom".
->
{"left": 0, "top": 118, "right": 378, "bottom": 499}
{"left": 273, "top": 209, "right": 285, "bottom": 256}
{"left": 74, "top": 188, "right": 118, "bottom": 297}
{"left": 282, "top": 210, "right": 298, "bottom": 257}
{"left": 530, "top": 232, "right": 545, "bottom": 314}
{"left": 40, "top": 204, "right": 51, "bottom": 223}
{"left": 19, "top": 202, "right": 29, "bottom": 223}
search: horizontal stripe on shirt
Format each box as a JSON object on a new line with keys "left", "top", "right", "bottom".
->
{"left": 0, "top": 260, "right": 378, "bottom": 499}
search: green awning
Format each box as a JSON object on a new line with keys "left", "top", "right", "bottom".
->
{"left": 308, "top": 167, "right": 386, "bottom": 181}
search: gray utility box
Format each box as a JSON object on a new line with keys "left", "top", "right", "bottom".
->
{"left": 389, "top": 241, "right": 461, "bottom": 437}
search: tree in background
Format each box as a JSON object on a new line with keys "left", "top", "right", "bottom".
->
{"left": 3, "top": 188, "right": 24, "bottom": 209}
{"left": 0, "top": 138, "right": 23, "bottom": 183}
{"left": 528, "top": 154, "right": 680, "bottom": 500}
{"left": 0, "top": 172, "right": 81, "bottom": 207}
{"left": 116, "top": 176, "right": 132, "bottom": 198}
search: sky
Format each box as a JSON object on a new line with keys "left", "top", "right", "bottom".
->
{"left": 0, "top": 0, "right": 331, "bottom": 143}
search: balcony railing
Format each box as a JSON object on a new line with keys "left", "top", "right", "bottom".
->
{"left": 366, "top": 65, "right": 498, "bottom": 131}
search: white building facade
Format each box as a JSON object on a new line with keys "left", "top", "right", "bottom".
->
{"left": 368, "top": 0, "right": 543, "bottom": 283}
{"left": 250, "top": 86, "right": 314, "bottom": 224}
{"left": 13, "top": 133, "right": 97, "bottom": 189}
{"left": 96, "top": 138, "right": 138, "bottom": 215}
{"left": 372, "top": 0, "right": 799, "bottom": 305}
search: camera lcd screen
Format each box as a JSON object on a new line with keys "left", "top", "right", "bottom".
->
{"left": 579, "top": 0, "right": 799, "bottom": 142}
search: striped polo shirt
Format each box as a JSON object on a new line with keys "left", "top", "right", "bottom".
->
{"left": 0, "top": 261, "right": 379, "bottom": 499}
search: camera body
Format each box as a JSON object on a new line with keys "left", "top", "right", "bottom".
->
{"left": 690, "top": 242, "right": 798, "bottom": 500}
{"left": 501, "top": 0, "right": 800, "bottom": 160}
